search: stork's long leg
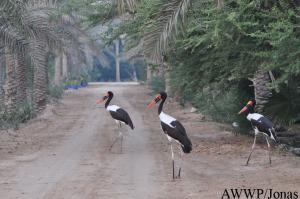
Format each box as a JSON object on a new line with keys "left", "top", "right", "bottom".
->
{"left": 109, "top": 132, "right": 122, "bottom": 151}
{"left": 178, "top": 149, "right": 183, "bottom": 178}
{"left": 246, "top": 134, "right": 257, "bottom": 166}
{"left": 109, "top": 122, "right": 123, "bottom": 152}
{"left": 176, "top": 144, "right": 183, "bottom": 178}
{"left": 170, "top": 143, "right": 175, "bottom": 179}
{"left": 265, "top": 136, "right": 271, "bottom": 165}
{"left": 120, "top": 131, "right": 123, "bottom": 153}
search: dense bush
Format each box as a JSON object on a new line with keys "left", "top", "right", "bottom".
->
{"left": 0, "top": 103, "right": 33, "bottom": 129}
{"left": 150, "top": 76, "right": 165, "bottom": 93}
{"left": 49, "top": 85, "right": 64, "bottom": 99}
{"left": 167, "top": 0, "right": 300, "bottom": 127}
{"left": 100, "top": 0, "right": 300, "bottom": 129}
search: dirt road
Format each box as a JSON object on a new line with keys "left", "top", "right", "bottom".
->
{"left": 0, "top": 84, "right": 299, "bottom": 199}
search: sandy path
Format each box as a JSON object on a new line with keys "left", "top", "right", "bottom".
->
{"left": 0, "top": 84, "right": 299, "bottom": 199}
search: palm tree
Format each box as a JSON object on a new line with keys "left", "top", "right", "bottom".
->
{"left": 15, "top": 51, "right": 27, "bottom": 105}
{"left": 143, "top": 0, "right": 191, "bottom": 64}
{"left": 142, "top": 0, "right": 191, "bottom": 93}
{"left": 0, "top": 0, "right": 76, "bottom": 114}
{"left": 54, "top": 48, "right": 62, "bottom": 85}
{"left": 30, "top": 40, "right": 49, "bottom": 113}
{"left": 0, "top": 48, "right": 5, "bottom": 107}
{"left": 0, "top": 0, "right": 29, "bottom": 113}
{"left": 24, "top": 0, "right": 83, "bottom": 113}
{"left": 0, "top": 0, "right": 45, "bottom": 113}
{"left": 108, "top": 0, "right": 191, "bottom": 88}
{"left": 3, "top": 46, "right": 17, "bottom": 113}
{"left": 24, "top": 1, "right": 63, "bottom": 113}
{"left": 251, "top": 70, "right": 273, "bottom": 113}
{"left": 114, "top": 0, "right": 138, "bottom": 14}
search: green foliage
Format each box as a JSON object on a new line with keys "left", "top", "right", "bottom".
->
{"left": 264, "top": 76, "right": 300, "bottom": 125}
{"left": 194, "top": 83, "right": 253, "bottom": 133}
{"left": 86, "top": 2, "right": 116, "bottom": 26}
{"left": 49, "top": 85, "right": 64, "bottom": 99}
{"left": 150, "top": 76, "right": 165, "bottom": 93}
{"left": 166, "top": 0, "right": 300, "bottom": 127}
{"left": 103, "top": 0, "right": 158, "bottom": 44}
{"left": 135, "top": 61, "right": 147, "bottom": 81}
{"left": 91, "top": 0, "right": 300, "bottom": 128}
{"left": 64, "top": 79, "right": 80, "bottom": 86}
{"left": 48, "top": 54, "right": 55, "bottom": 83}
{"left": 0, "top": 103, "right": 33, "bottom": 129}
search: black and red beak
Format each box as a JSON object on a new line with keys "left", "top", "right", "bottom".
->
{"left": 96, "top": 93, "right": 109, "bottom": 104}
{"left": 146, "top": 94, "right": 162, "bottom": 110}
{"left": 238, "top": 106, "right": 248, "bottom": 114}
{"left": 238, "top": 100, "right": 254, "bottom": 114}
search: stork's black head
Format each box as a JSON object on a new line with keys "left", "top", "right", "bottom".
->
{"left": 159, "top": 91, "right": 167, "bottom": 100}
{"left": 107, "top": 91, "right": 113, "bottom": 98}
{"left": 102, "top": 91, "right": 113, "bottom": 101}
{"left": 97, "top": 91, "right": 113, "bottom": 103}
{"left": 238, "top": 99, "right": 256, "bottom": 114}
{"left": 146, "top": 91, "right": 168, "bottom": 109}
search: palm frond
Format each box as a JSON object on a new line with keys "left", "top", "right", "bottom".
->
{"left": 114, "top": 0, "right": 138, "bottom": 14}
{"left": 0, "top": 20, "right": 27, "bottom": 53}
{"left": 0, "top": 0, "right": 26, "bottom": 17}
{"left": 24, "top": 0, "right": 82, "bottom": 53}
{"left": 23, "top": 0, "right": 60, "bottom": 41}
{"left": 143, "top": 0, "right": 191, "bottom": 64}
{"left": 125, "top": 40, "right": 143, "bottom": 60}
{"left": 0, "top": 0, "right": 29, "bottom": 52}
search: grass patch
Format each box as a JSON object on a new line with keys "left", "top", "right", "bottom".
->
{"left": 49, "top": 85, "right": 64, "bottom": 99}
{"left": 0, "top": 102, "right": 33, "bottom": 129}
{"left": 150, "top": 76, "right": 165, "bottom": 93}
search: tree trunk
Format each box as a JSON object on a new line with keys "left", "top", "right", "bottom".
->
{"left": 216, "top": 0, "right": 224, "bottom": 8}
{"left": 31, "top": 40, "right": 48, "bottom": 113}
{"left": 252, "top": 70, "right": 272, "bottom": 113}
{"left": 163, "top": 62, "right": 171, "bottom": 95}
{"left": 54, "top": 49, "right": 62, "bottom": 85}
{"left": 115, "top": 39, "right": 121, "bottom": 82}
{"left": 62, "top": 52, "right": 68, "bottom": 79}
{"left": 146, "top": 64, "right": 153, "bottom": 85}
{"left": 15, "top": 52, "right": 27, "bottom": 105}
{"left": 4, "top": 47, "right": 17, "bottom": 113}
{"left": 0, "top": 51, "right": 5, "bottom": 107}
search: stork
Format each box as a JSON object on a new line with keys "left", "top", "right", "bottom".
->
{"left": 97, "top": 91, "right": 134, "bottom": 152}
{"left": 147, "top": 92, "right": 192, "bottom": 179}
{"left": 238, "top": 99, "right": 278, "bottom": 165}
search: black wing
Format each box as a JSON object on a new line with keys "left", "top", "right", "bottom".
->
{"left": 110, "top": 108, "right": 134, "bottom": 129}
{"left": 161, "top": 120, "right": 192, "bottom": 153}
{"left": 250, "top": 116, "right": 277, "bottom": 141}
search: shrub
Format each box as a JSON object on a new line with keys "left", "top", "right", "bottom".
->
{"left": 0, "top": 102, "right": 33, "bottom": 129}
{"left": 150, "top": 76, "right": 165, "bottom": 93}
{"left": 49, "top": 85, "right": 64, "bottom": 99}
{"left": 192, "top": 83, "right": 252, "bottom": 133}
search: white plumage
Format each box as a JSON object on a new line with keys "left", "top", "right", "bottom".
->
{"left": 246, "top": 113, "right": 263, "bottom": 121}
{"left": 159, "top": 112, "right": 176, "bottom": 128}
{"left": 107, "top": 105, "right": 120, "bottom": 112}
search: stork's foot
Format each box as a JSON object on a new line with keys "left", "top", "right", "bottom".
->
{"left": 245, "top": 157, "right": 250, "bottom": 166}
{"left": 109, "top": 143, "right": 117, "bottom": 152}
{"left": 177, "top": 167, "right": 181, "bottom": 178}
{"left": 268, "top": 151, "right": 272, "bottom": 166}
{"left": 109, "top": 145, "right": 113, "bottom": 151}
